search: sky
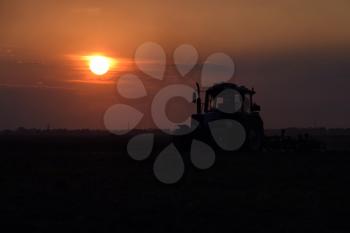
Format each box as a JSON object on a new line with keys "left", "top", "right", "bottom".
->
{"left": 0, "top": 0, "right": 350, "bottom": 129}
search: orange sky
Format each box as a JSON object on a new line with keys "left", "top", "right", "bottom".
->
{"left": 0, "top": 0, "right": 350, "bottom": 129}
{"left": 1, "top": 0, "right": 350, "bottom": 56}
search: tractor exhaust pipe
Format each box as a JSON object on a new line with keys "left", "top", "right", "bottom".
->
{"left": 195, "top": 82, "right": 202, "bottom": 114}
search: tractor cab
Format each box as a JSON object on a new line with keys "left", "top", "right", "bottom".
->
{"left": 190, "top": 82, "right": 264, "bottom": 151}
{"left": 192, "top": 83, "right": 261, "bottom": 122}
{"left": 203, "top": 83, "right": 260, "bottom": 114}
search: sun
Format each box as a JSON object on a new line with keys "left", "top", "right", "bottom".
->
{"left": 89, "top": 56, "right": 110, "bottom": 75}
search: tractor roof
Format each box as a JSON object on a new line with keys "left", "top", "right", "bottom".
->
{"left": 206, "top": 83, "right": 255, "bottom": 96}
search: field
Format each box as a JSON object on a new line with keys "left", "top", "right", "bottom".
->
{"left": 1, "top": 133, "right": 350, "bottom": 232}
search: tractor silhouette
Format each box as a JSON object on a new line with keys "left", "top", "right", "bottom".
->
{"left": 175, "top": 82, "right": 264, "bottom": 151}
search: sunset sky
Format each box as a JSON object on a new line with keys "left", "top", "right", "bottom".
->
{"left": 1, "top": 0, "right": 350, "bottom": 129}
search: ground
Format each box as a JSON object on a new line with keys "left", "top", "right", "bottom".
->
{"left": 1, "top": 134, "right": 350, "bottom": 232}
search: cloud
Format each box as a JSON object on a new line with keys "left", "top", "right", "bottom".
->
{"left": 65, "top": 79, "right": 115, "bottom": 85}
{"left": 0, "top": 83, "right": 76, "bottom": 91}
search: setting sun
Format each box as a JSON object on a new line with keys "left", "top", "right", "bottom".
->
{"left": 89, "top": 56, "right": 111, "bottom": 75}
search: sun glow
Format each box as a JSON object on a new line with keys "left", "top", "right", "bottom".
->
{"left": 89, "top": 56, "right": 112, "bottom": 75}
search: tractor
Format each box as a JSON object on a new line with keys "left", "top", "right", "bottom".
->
{"left": 185, "top": 82, "right": 264, "bottom": 151}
